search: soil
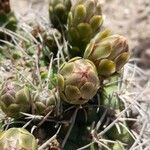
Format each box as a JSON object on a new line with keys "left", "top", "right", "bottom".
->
{"left": 101, "top": 0, "right": 150, "bottom": 70}
{"left": 10, "top": 0, "right": 49, "bottom": 23}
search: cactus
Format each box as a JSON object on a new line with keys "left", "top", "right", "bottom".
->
{"left": 42, "top": 29, "right": 62, "bottom": 59}
{"left": 67, "top": 0, "right": 103, "bottom": 56}
{"left": 31, "top": 25, "right": 62, "bottom": 60}
{"left": 0, "top": 82, "right": 31, "bottom": 118}
{"left": 0, "top": 0, "right": 17, "bottom": 41}
{"left": 105, "top": 123, "right": 134, "bottom": 149}
{"left": 57, "top": 57, "right": 100, "bottom": 104}
{"left": 49, "top": 0, "right": 71, "bottom": 30}
{"left": 0, "top": 128, "right": 38, "bottom": 150}
{"left": 100, "top": 76, "right": 134, "bottom": 149}
{"left": 33, "top": 88, "right": 58, "bottom": 115}
{"left": 0, "top": 0, "right": 137, "bottom": 149}
{"left": 111, "top": 141, "right": 124, "bottom": 150}
{"left": 84, "top": 31, "right": 130, "bottom": 77}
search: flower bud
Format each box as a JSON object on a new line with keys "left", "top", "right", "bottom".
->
{"left": 58, "top": 57, "right": 100, "bottom": 104}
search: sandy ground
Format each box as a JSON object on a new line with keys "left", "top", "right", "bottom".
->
{"left": 102, "top": 0, "right": 150, "bottom": 48}
{"left": 10, "top": 0, "right": 49, "bottom": 23}
{"left": 102, "top": 0, "right": 150, "bottom": 71}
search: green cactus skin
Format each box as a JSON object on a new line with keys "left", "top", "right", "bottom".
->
{"left": 0, "top": 128, "right": 38, "bottom": 150}
{"left": 100, "top": 76, "right": 124, "bottom": 110}
{"left": 100, "top": 76, "right": 134, "bottom": 149}
{"left": 57, "top": 57, "right": 100, "bottom": 104}
{"left": 0, "top": 82, "right": 31, "bottom": 118}
{"left": 49, "top": 0, "right": 71, "bottom": 30}
{"left": 105, "top": 124, "right": 134, "bottom": 149}
{"left": 67, "top": 0, "right": 103, "bottom": 56}
{"left": 84, "top": 31, "right": 130, "bottom": 77}
{"left": 111, "top": 141, "right": 124, "bottom": 150}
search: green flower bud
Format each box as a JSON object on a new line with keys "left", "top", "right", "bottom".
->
{"left": 49, "top": 0, "right": 71, "bottom": 30}
{"left": 0, "top": 82, "right": 31, "bottom": 118}
{"left": 43, "top": 29, "right": 62, "bottom": 58}
{"left": 67, "top": 0, "right": 103, "bottom": 56}
{"left": 0, "top": 128, "right": 38, "bottom": 150}
{"left": 58, "top": 57, "right": 100, "bottom": 104}
{"left": 31, "top": 26, "right": 62, "bottom": 60}
{"left": 84, "top": 31, "right": 130, "bottom": 77}
{"left": 33, "top": 89, "right": 58, "bottom": 115}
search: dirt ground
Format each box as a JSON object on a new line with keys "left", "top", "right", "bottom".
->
{"left": 10, "top": 0, "right": 49, "bottom": 23}
{"left": 102, "top": 0, "right": 150, "bottom": 71}
{"left": 102, "top": 0, "right": 150, "bottom": 48}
